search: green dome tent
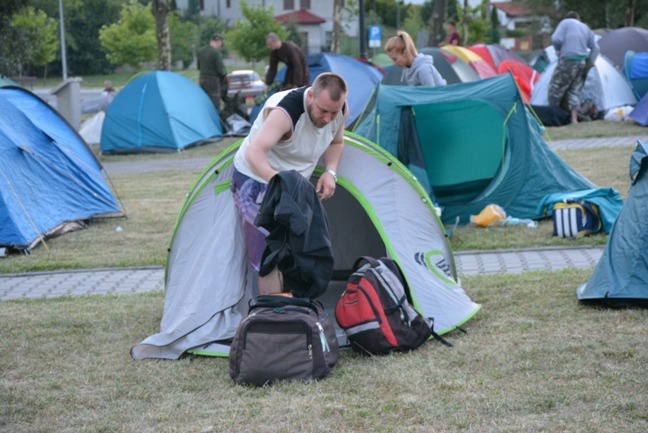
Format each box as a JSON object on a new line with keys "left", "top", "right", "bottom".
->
{"left": 353, "top": 74, "right": 596, "bottom": 224}
{"left": 131, "top": 133, "right": 480, "bottom": 360}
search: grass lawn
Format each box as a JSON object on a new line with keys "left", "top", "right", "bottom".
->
{"left": 1, "top": 270, "right": 647, "bottom": 432}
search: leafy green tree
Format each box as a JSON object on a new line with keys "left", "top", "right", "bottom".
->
{"left": 521, "top": 0, "right": 647, "bottom": 28}
{"left": 364, "top": 0, "right": 412, "bottom": 29}
{"left": 11, "top": 7, "right": 59, "bottom": 77}
{"left": 284, "top": 20, "right": 303, "bottom": 49}
{"left": 169, "top": 12, "right": 197, "bottom": 68}
{"left": 447, "top": 0, "right": 460, "bottom": 23}
{"left": 99, "top": 0, "right": 156, "bottom": 68}
{"left": 185, "top": 0, "right": 201, "bottom": 20}
{"left": 402, "top": 8, "right": 425, "bottom": 45}
{"left": 227, "top": 0, "right": 284, "bottom": 64}
{"left": 0, "top": 17, "right": 30, "bottom": 76}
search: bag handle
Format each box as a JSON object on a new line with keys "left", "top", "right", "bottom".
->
{"left": 352, "top": 256, "right": 380, "bottom": 272}
{"left": 249, "top": 295, "right": 319, "bottom": 314}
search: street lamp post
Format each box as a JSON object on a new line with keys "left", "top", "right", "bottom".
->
{"left": 359, "top": 0, "right": 367, "bottom": 59}
{"left": 59, "top": 0, "right": 68, "bottom": 80}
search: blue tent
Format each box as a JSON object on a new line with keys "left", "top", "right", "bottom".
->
{"left": 353, "top": 74, "right": 597, "bottom": 224}
{"left": 629, "top": 92, "right": 648, "bottom": 126}
{"left": 0, "top": 86, "right": 123, "bottom": 252}
{"left": 624, "top": 51, "right": 648, "bottom": 99}
{"left": 577, "top": 141, "right": 648, "bottom": 308}
{"left": 275, "top": 53, "right": 384, "bottom": 127}
{"left": 101, "top": 71, "right": 223, "bottom": 154}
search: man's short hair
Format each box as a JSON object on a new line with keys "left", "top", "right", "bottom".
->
{"left": 211, "top": 34, "right": 223, "bottom": 42}
{"left": 565, "top": 11, "right": 580, "bottom": 20}
{"left": 312, "top": 73, "right": 347, "bottom": 101}
{"left": 266, "top": 32, "right": 280, "bottom": 43}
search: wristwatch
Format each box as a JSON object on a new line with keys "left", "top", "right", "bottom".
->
{"left": 325, "top": 168, "right": 338, "bottom": 183}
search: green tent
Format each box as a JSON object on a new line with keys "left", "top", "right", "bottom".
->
{"left": 0, "top": 76, "right": 18, "bottom": 87}
{"left": 577, "top": 141, "right": 648, "bottom": 308}
{"left": 353, "top": 74, "right": 596, "bottom": 224}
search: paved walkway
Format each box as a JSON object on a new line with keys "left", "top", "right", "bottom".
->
{"left": 2, "top": 135, "right": 642, "bottom": 301}
{"left": 0, "top": 246, "right": 604, "bottom": 301}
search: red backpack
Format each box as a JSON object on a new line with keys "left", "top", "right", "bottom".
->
{"left": 335, "top": 256, "right": 448, "bottom": 355}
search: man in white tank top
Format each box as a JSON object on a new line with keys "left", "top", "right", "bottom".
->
{"left": 231, "top": 72, "right": 349, "bottom": 295}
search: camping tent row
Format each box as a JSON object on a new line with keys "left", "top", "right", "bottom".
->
{"left": 353, "top": 73, "right": 599, "bottom": 225}
{"left": 382, "top": 46, "right": 539, "bottom": 104}
{"left": 0, "top": 86, "right": 123, "bottom": 252}
{"left": 131, "top": 132, "right": 481, "bottom": 360}
{"left": 100, "top": 71, "right": 223, "bottom": 154}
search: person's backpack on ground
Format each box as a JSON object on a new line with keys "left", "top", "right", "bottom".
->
{"left": 552, "top": 199, "right": 602, "bottom": 238}
{"left": 229, "top": 295, "right": 339, "bottom": 386}
{"left": 335, "top": 256, "right": 448, "bottom": 355}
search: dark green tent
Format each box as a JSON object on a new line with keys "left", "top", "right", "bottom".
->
{"left": 353, "top": 73, "right": 595, "bottom": 224}
{"left": 577, "top": 141, "right": 648, "bottom": 308}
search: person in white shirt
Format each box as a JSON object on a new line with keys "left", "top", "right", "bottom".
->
{"left": 231, "top": 72, "right": 348, "bottom": 295}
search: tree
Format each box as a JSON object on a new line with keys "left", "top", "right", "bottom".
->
{"left": 402, "top": 7, "right": 425, "bottom": 45}
{"left": 11, "top": 7, "right": 59, "bottom": 78}
{"left": 99, "top": 0, "right": 156, "bottom": 68}
{"left": 169, "top": 12, "right": 197, "bottom": 68}
{"left": 521, "top": 0, "right": 648, "bottom": 29}
{"left": 0, "top": 17, "right": 30, "bottom": 76}
{"left": 428, "top": 0, "right": 446, "bottom": 47}
{"left": 152, "top": 0, "right": 171, "bottom": 70}
{"left": 227, "top": 0, "right": 284, "bottom": 64}
{"left": 284, "top": 20, "right": 303, "bottom": 49}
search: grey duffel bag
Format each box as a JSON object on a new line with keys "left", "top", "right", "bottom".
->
{"left": 229, "top": 295, "right": 339, "bottom": 386}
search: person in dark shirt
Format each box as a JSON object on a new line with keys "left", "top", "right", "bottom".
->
{"left": 197, "top": 34, "right": 227, "bottom": 111}
{"left": 445, "top": 21, "right": 461, "bottom": 46}
{"left": 264, "top": 32, "right": 309, "bottom": 91}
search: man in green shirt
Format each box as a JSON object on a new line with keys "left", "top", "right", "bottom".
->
{"left": 197, "top": 34, "right": 227, "bottom": 111}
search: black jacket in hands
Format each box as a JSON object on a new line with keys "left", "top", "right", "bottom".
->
{"left": 254, "top": 170, "right": 334, "bottom": 299}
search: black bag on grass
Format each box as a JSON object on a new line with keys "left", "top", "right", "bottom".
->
{"left": 229, "top": 295, "right": 339, "bottom": 386}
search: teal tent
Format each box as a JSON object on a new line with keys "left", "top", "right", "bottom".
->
{"left": 353, "top": 74, "right": 596, "bottom": 224}
{"left": 577, "top": 141, "right": 648, "bottom": 308}
{"left": 100, "top": 71, "right": 223, "bottom": 154}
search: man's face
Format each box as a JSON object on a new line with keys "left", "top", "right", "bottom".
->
{"left": 266, "top": 39, "right": 280, "bottom": 51}
{"left": 306, "top": 89, "right": 345, "bottom": 128}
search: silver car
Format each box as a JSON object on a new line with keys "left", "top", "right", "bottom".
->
{"left": 227, "top": 70, "right": 267, "bottom": 98}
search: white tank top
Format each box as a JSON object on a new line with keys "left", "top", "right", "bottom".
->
{"left": 233, "top": 87, "right": 344, "bottom": 183}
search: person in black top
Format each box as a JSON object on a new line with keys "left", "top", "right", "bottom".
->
{"left": 264, "top": 32, "right": 309, "bottom": 91}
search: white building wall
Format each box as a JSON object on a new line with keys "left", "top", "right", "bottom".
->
{"left": 175, "top": 0, "right": 359, "bottom": 55}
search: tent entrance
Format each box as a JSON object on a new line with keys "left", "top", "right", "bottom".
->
{"left": 314, "top": 175, "right": 386, "bottom": 278}
{"left": 405, "top": 100, "right": 505, "bottom": 205}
